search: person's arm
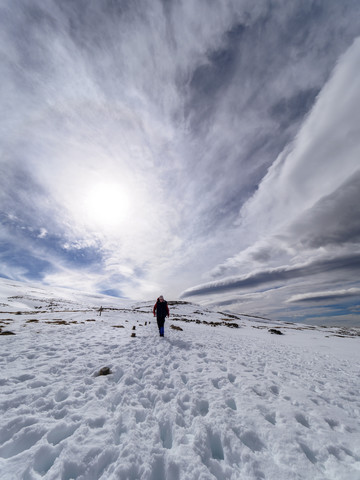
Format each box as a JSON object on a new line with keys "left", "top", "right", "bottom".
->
{"left": 166, "top": 304, "right": 170, "bottom": 317}
{"left": 153, "top": 303, "right": 157, "bottom": 316}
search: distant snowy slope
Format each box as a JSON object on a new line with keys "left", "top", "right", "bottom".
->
{"left": 0, "top": 280, "right": 360, "bottom": 479}
{"left": 0, "top": 278, "right": 132, "bottom": 313}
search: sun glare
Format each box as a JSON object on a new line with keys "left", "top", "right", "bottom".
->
{"left": 82, "top": 182, "right": 131, "bottom": 230}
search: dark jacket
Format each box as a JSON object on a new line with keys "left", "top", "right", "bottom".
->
{"left": 153, "top": 298, "right": 170, "bottom": 319}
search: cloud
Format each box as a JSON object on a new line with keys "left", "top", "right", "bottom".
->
{"left": 287, "top": 288, "right": 360, "bottom": 303}
{"left": 1, "top": 0, "right": 360, "bottom": 319}
{"left": 288, "top": 171, "right": 360, "bottom": 248}
{"left": 181, "top": 253, "right": 360, "bottom": 298}
{"left": 193, "top": 36, "right": 360, "bottom": 307}
{"left": 235, "top": 36, "right": 360, "bottom": 241}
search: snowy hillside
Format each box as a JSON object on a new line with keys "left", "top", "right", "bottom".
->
{"left": 1, "top": 279, "right": 360, "bottom": 480}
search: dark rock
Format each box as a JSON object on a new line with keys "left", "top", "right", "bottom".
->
{"left": 269, "top": 329, "right": 283, "bottom": 335}
{"left": 0, "top": 331, "right": 16, "bottom": 335}
{"left": 96, "top": 367, "right": 112, "bottom": 376}
{"left": 170, "top": 325, "right": 183, "bottom": 331}
{"left": 131, "top": 332, "right": 136, "bottom": 337}
{"left": 46, "top": 320, "right": 69, "bottom": 325}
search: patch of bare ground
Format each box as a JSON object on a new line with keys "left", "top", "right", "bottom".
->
{"left": 171, "top": 316, "right": 190, "bottom": 322}
{"left": 170, "top": 325, "right": 183, "bottom": 331}
{"left": 218, "top": 312, "right": 241, "bottom": 320}
{"left": 0, "top": 329, "right": 15, "bottom": 335}
{"left": 252, "top": 323, "right": 360, "bottom": 338}
{"left": 45, "top": 320, "right": 78, "bottom": 325}
{"left": 327, "top": 328, "right": 360, "bottom": 338}
{"left": 102, "top": 307, "right": 133, "bottom": 312}
{"left": 171, "top": 316, "right": 239, "bottom": 329}
{"left": 167, "top": 301, "right": 191, "bottom": 306}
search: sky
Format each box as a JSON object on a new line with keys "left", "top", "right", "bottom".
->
{"left": 1, "top": 0, "right": 360, "bottom": 326}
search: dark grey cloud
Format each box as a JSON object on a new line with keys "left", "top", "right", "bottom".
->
{"left": 288, "top": 288, "right": 360, "bottom": 303}
{"left": 237, "top": 168, "right": 360, "bottom": 269}
{"left": 269, "top": 88, "right": 320, "bottom": 128}
{"left": 289, "top": 170, "right": 360, "bottom": 248}
{"left": 181, "top": 253, "right": 360, "bottom": 298}
{"left": 186, "top": 23, "right": 245, "bottom": 130}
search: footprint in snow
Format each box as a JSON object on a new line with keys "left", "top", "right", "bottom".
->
{"left": 257, "top": 405, "right": 276, "bottom": 425}
{"left": 33, "top": 444, "right": 60, "bottom": 476}
{"left": 54, "top": 388, "right": 69, "bottom": 402}
{"left": 47, "top": 422, "right": 79, "bottom": 446}
{"left": 0, "top": 425, "right": 47, "bottom": 459}
{"left": 240, "top": 430, "right": 265, "bottom": 453}
{"left": 211, "top": 378, "right": 222, "bottom": 389}
{"left": 324, "top": 418, "right": 339, "bottom": 430}
{"left": 225, "top": 398, "right": 237, "bottom": 411}
{"left": 159, "top": 420, "right": 173, "bottom": 449}
{"left": 15, "top": 373, "right": 35, "bottom": 383}
{"left": 95, "top": 386, "right": 107, "bottom": 399}
{"left": 298, "top": 442, "right": 317, "bottom": 464}
{"left": 295, "top": 413, "right": 310, "bottom": 428}
{"left": 269, "top": 385, "right": 279, "bottom": 395}
{"left": 265, "top": 412, "right": 276, "bottom": 425}
{"left": 196, "top": 399, "right": 209, "bottom": 416}
{"left": 87, "top": 417, "right": 106, "bottom": 428}
{"left": 206, "top": 428, "right": 224, "bottom": 460}
{"left": 135, "top": 409, "right": 147, "bottom": 424}
{"left": 251, "top": 386, "right": 266, "bottom": 397}
{"left": 0, "top": 417, "right": 38, "bottom": 443}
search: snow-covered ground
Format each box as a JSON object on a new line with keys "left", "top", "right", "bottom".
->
{"left": 1, "top": 279, "right": 360, "bottom": 480}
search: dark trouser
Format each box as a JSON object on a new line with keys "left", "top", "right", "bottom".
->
{"left": 157, "top": 316, "right": 166, "bottom": 336}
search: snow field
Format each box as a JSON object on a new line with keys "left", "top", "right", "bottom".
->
{"left": 0, "top": 296, "right": 359, "bottom": 479}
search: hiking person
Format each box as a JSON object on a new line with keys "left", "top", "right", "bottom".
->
{"left": 153, "top": 295, "right": 169, "bottom": 337}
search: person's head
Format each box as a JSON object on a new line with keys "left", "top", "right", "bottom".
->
{"left": 159, "top": 295, "right": 164, "bottom": 302}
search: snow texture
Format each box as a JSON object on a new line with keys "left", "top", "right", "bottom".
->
{"left": 0, "top": 279, "right": 360, "bottom": 479}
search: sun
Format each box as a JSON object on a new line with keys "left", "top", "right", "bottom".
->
{"left": 82, "top": 182, "right": 131, "bottom": 230}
